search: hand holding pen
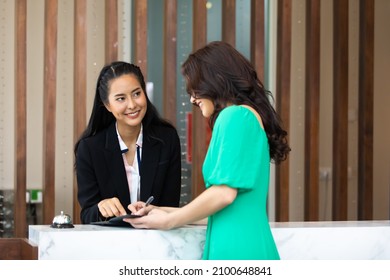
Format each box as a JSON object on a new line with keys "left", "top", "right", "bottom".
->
{"left": 128, "top": 196, "right": 154, "bottom": 216}
{"left": 144, "top": 196, "right": 154, "bottom": 208}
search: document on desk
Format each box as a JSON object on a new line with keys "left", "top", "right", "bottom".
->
{"left": 91, "top": 214, "right": 142, "bottom": 227}
{"left": 92, "top": 196, "right": 153, "bottom": 227}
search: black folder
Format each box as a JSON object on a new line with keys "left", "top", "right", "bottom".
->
{"left": 91, "top": 214, "right": 142, "bottom": 227}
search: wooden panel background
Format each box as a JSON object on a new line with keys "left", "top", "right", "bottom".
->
{"left": 134, "top": 0, "right": 148, "bottom": 79}
{"left": 163, "top": 0, "right": 177, "bottom": 125}
{"left": 275, "top": 0, "right": 292, "bottom": 222}
{"left": 10, "top": 0, "right": 377, "bottom": 237}
{"left": 250, "top": 0, "right": 265, "bottom": 81}
{"left": 14, "top": 0, "right": 27, "bottom": 237}
{"left": 191, "top": 0, "right": 208, "bottom": 199}
{"left": 105, "top": 0, "right": 118, "bottom": 63}
{"left": 332, "top": 0, "right": 349, "bottom": 221}
{"left": 222, "top": 0, "right": 236, "bottom": 46}
{"left": 358, "top": 0, "right": 374, "bottom": 220}
{"left": 0, "top": 238, "right": 37, "bottom": 260}
{"left": 42, "top": 0, "right": 58, "bottom": 225}
{"left": 304, "top": 0, "right": 320, "bottom": 221}
{"left": 72, "top": 0, "right": 87, "bottom": 225}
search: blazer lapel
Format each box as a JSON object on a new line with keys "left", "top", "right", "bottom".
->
{"left": 139, "top": 135, "right": 161, "bottom": 201}
{"left": 103, "top": 123, "right": 131, "bottom": 205}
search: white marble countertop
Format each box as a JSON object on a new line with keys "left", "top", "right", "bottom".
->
{"left": 29, "top": 224, "right": 206, "bottom": 260}
{"left": 271, "top": 220, "right": 390, "bottom": 228}
{"left": 271, "top": 220, "right": 390, "bottom": 260}
{"left": 29, "top": 220, "right": 390, "bottom": 260}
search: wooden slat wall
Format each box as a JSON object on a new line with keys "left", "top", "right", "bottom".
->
{"left": 358, "top": 0, "right": 374, "bottom": 220}
{"left": 332, "top": 0, "right": 349, "bottom": 221}
{"left": 134, "top": 0, "right": 148, "bottom": 79}
{"left": 42, "top": 0, "right": 58, "bottom": 225}
{"left": 14, "top": 0, "right": 27, "bottom": 238}
{"left": 163, "top": 0, "right": 177, "bottom": 125}
{"left": 304, "top": 0, "right": 320, "bottom": 221}
{"left": 105, "top": 0, "right": 118, "bottom": 63}
{"left": 222, "top": 0, "right": 236, "bottom": 46}
{"left": 191, "top": 0, "right": 208, "bottom": 199}
{"left": 72, "top": 0, "right": 87, "bottom": 225}
{"left": 275, "top": 0, "right": 292, "bottom": 222}
{"left": 250, "top": 0, "right": 265, "bottom": 81}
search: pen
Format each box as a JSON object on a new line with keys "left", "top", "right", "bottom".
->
{"left": 144, "top": 196, "right": 154, "bottom": 207}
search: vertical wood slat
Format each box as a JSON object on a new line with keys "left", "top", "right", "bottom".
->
{"left": 163, "top": 0, "right": 177, "bottom": 125}
{"left": 358, "top": 0, "right": 374, "bottom": 220}
{"left": 191, "top": 0, "right": 208, "bottom": 199}
{"left": 42, "top": 0, "right": 58, "bottom": 225}
{"left": 134, "top": 0, "right": 148, "bottom": 79}
{"left": 222, "top": 0, "right": 236, "bottom": 46}
{"left": 275, "top": 0, "right": 292, "bottom": 222}
{"left": 105, "top": 0, "right": 118, "bottom": 63}
{"left": 250, "top": 0, "right": 265, "bottom": 81}
{"left": 14, "top": 0, "right": 27, "bottom": 237}
{"left": 304, "top": 0, "right": 321, "bottom": 221}
{"left": 73, "top": 0, "right": 87, "bottom": 225}
{"left": 332, "top": 0, "right": 349, "bottom": 220}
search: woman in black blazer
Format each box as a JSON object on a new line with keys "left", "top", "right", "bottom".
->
{"left": 74, "top": 61, "right": 181, "bottom": 224}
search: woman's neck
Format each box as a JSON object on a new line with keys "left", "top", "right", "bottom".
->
{"left": 117, "top": 123, "right": 141, "bottom": 147}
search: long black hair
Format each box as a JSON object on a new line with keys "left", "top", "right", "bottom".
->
{"left": 181, "top": 41, "right": 290, "bottom": 164}
{"left": 74, "top": 61, "right": 174, "bottom": 156}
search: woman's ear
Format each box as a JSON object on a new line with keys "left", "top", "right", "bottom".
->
{"left": 104, "top": 103, "right": 112, "bottom": 112}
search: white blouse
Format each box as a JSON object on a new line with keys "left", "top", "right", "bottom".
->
{"left": 116, "top": 123, "right": 143, "bottom": 204}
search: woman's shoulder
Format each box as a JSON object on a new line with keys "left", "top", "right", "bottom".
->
{"left": 217, "top": 105, "right": 263, "bottom": 131}
{"left": 218, "top": 105, "right": 253, "bottom": 122}
{"left": 226, "top": 104, "right": 258, "bottom": 113}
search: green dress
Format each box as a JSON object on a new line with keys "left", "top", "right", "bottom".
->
{"left": 202, "top": 105, "right": 280, "bottom": 260}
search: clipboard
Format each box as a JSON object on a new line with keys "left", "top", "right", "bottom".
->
{"left": 91, "top": 214, "right": 142, "bottom": 227}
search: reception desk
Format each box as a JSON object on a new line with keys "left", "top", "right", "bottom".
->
{"left": 28, "top": 220, "right": 390, "bottom": 260}
{"left": 29, "top": 224, "right": 205, "bottom": 260}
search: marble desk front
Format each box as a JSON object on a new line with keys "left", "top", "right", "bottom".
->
{"left": 29, "top": 220, "right": 390, "bottom": 260}
{"left": 29, "top": 224, "right": 205, "bottom": 260}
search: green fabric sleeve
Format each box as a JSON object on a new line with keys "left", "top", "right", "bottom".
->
{"left": 203, "top": 106, "right": 266, "bottom": 191}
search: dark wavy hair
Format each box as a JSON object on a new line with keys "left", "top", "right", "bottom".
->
{"left": 181, "top": 41, "right": 290, "bottom": 164}
{"left": 74, "top": 61, "right": 174, "bottom": 156}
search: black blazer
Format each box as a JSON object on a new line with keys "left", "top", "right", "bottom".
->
{"left": 76, "top": 122, "right": 181, "bottom": 224}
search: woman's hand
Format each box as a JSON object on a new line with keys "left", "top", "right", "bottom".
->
{"left": 127, "top": 201, "right": 155, "bottom": 216}
{"left": 97, "top": 197, "right": 127, "bottom": 218}
{"left": 123, "top": 208, "right": 172, "bottom": 230}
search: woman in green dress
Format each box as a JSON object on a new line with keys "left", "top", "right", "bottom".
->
{"left": 125, "top": 41, "right": 290, "bottom": 260}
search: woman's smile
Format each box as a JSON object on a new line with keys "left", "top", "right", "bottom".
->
{"left": 125, "top": 110, "right": 141, "bottom": 119}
